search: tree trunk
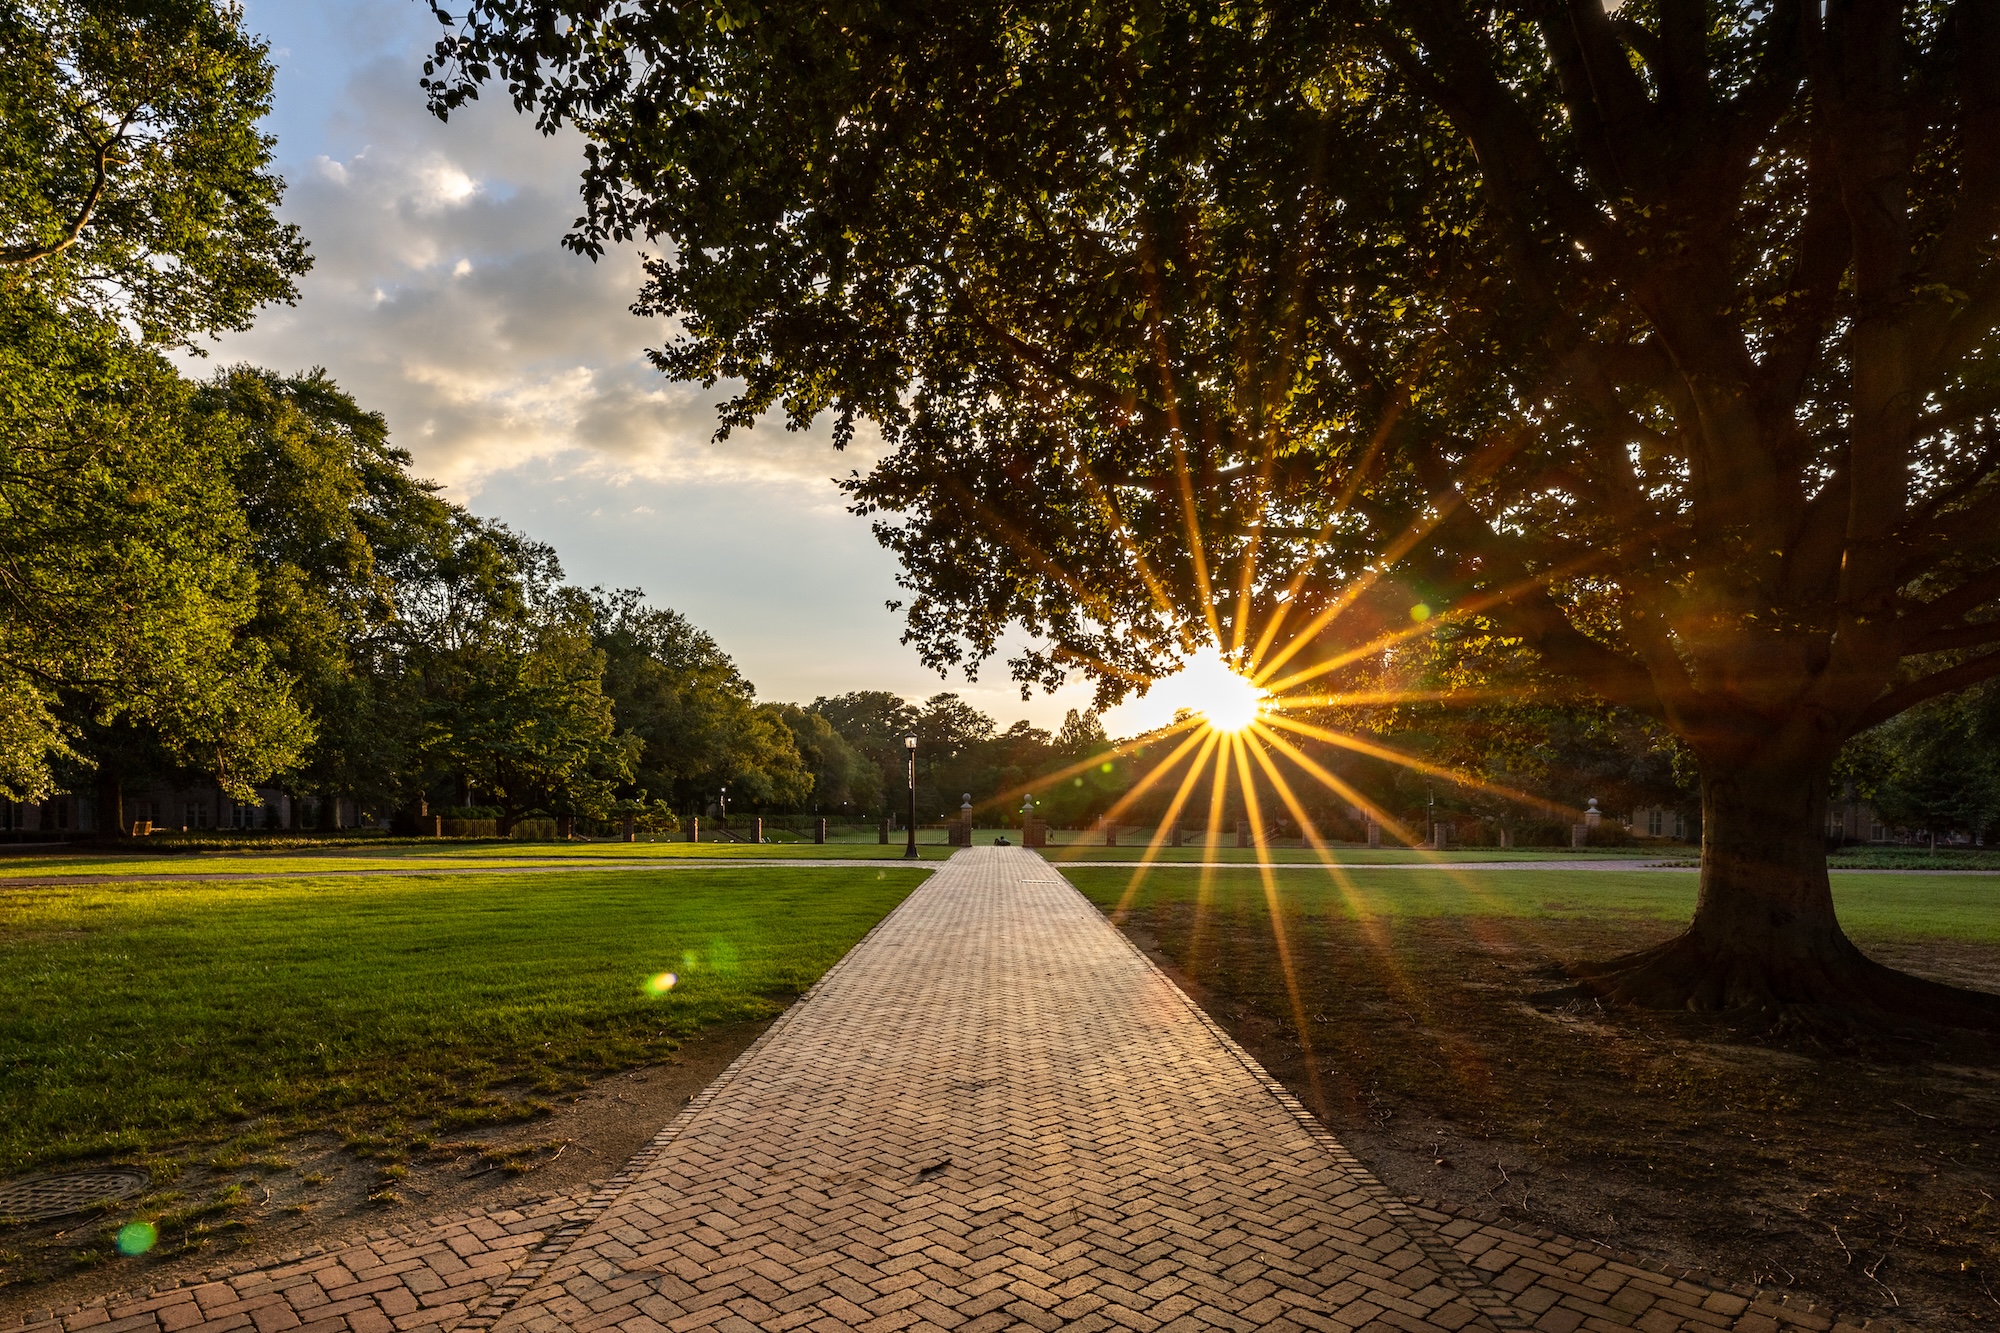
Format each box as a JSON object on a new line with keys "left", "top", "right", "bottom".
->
{"left": 97, "top": 768, "right": 126, "bottom": 840}
{"left": 1570, "top": 752, "right": 2000, "bottom": 1029}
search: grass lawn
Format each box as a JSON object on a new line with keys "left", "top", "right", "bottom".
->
{"left": 1044, "top": 845, "right": 1663, "bottom": 865}
{"left": 1064, "top": 863, "right": 2000, "bottom": 1328}
{"left": 1062, "top": 864, "right": 2000, "bottom": 941}
{"left": 0, "top": 865, "right": 929, "bottom": 1177}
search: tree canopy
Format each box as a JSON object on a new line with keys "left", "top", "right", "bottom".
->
{"left": 427, "top": 0, "right": 2000, "bottom": 1019}
{"left": 0, "top": 0, "right": 309, "bottom": 346}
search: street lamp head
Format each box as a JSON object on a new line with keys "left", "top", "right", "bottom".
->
{"left": 904, "top": 734, "right": 918, "bottom": 751}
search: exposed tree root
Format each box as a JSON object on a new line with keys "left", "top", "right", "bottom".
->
{"left": 1553, "top": 930, "right": 2000, "bottom": 1036}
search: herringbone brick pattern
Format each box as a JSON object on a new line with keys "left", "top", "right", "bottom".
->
{"left": 490, "top": 846, "right": 1501, "bottom": 1333}
{"left": 11, "top": 1193, "right": 588, "bottom": 1333}
{"left": 12, "top": 848, "right": 1878, "bottom": 1333}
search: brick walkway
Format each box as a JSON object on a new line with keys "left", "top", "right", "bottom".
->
{"left": 14, "top": 848, "right": 1874, "bottom": 1333}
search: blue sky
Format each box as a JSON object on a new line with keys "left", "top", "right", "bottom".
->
{"left": 208, "top": 2, "right": 1227, "bottom": 733}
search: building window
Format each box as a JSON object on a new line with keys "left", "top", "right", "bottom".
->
{"left": 1647, "top": 809, "right": 1663, "bottom": 836}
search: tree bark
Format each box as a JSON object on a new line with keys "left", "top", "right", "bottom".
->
{"left": 96, "top": 768, "right": 126, "bottom": 840}
{"left": 1569, "top": 752, "right": 2000, "bottom": 1029}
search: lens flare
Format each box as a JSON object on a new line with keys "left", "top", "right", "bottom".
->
{"left": 641, "top": 972, "right": 678, "bottom": 996}
{"left": 115, "top": 1222, "right": 156, "bottom": 1256}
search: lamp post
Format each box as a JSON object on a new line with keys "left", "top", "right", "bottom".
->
{"left": 903, "top": 734, "right": 919, "bottom": 859}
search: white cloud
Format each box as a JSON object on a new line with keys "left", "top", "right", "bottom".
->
{"left": 414, "top": 160, "right": 477, "bottom": 209}
{"left": 203, "top": 53, "right": 865, "bottom": 499}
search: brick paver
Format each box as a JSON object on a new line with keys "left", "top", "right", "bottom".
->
{"left": 12, "top": 1193, "right": 587, "bottom": 1333}
{"left": 12, "top": 848, "right": 1877, "bottom": 1333}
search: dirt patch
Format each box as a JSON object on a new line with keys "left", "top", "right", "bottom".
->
{"left": 1115, "top": 909, "right": 2000, "bottom": 1332}
{"left": 0, "top": 1018, "right": 772, "bottom": 1317}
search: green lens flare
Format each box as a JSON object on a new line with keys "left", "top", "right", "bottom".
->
{"left": 115, "top": 1222, "right": 157, "bottom": 1256}
{"left": 1409, "top": 602, "right": 1432, "bottom": 622}
{"left": 641, "top": 971, "right": 677, "bottom": 996}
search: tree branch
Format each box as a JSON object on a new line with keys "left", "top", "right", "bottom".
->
{"left": 0, "top": 132, "right": 116, "bottom": 267}
{"left": 1857, "top": 648, "right": 2000, "bottom": 730}
{"left": 1912, "top": 619, "right": 2000, "bottom": 654}
{"left": 1894, "top": 566, "right": 2000, "bottom": 638}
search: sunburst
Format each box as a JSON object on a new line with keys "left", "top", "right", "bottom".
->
{"left": 940, "top": 258, "right": 1613, "bottom": 1121}
{"left": 1180, "top": 655, "right": 1267, "bottom": 733}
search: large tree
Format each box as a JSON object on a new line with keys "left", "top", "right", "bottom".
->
{"left": 592, "top": 590, "right": 812, "bottom": 812}
{"left": 423, "top": 579, "right": 630, "bottom": 833}
{"left": 203, "top": 367, "right": 454, "bottom": 825}
{"left": 427, "top": 2, "right": 2000, "bottom": 1022}
{"left": 770, "top": 703, "right": 878, "bottom": 812}
{"left": 1, "top": 0, "right": 312, "bottom": 826}
{"left": 1869, "top": 683, "right": 2000, "bottom": 845}
{"left": 0, "top": 295, "right": 311, "bottom": 817}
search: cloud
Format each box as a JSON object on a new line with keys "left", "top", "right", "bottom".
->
{"left": 204, "top": 51, "right": 868, "bottom": 498}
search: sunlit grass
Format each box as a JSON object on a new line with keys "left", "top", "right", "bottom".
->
{"left": 1045, "top": 845, "right": 1665, "bottom": 864}
{"left": 0, "top": 866, "right": 928, "bottom": 1174}
{"left": 1063, "top": 866, "right": 2000, "bottom": 942}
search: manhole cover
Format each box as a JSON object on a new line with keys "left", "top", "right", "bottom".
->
{"left": 0, "top": 1169, "right": 150, "bottom": 1221}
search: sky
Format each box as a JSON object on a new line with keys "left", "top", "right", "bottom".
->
{"left": 205, "top": 0, "right": 1219, "bottom": 735}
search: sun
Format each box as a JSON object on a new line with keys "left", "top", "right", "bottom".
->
{"left": 1193, "top": 664, "right": 1267, "bottom": 732}
{"left": 1107, "top": 646, "right": 1272, "bottom": 735}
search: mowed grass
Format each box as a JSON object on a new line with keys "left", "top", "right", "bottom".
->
{"left": 1062, "top": 865, "right": 2000, "bottom": 942}
{"left": 1044, "top": 845, "right": 1657, "bottom": 865}
{"left": 0, "top": 866, "right": 928, "bottom": 1174}
{"left": 0, "top": 838, "right": 958, "bottom": 881}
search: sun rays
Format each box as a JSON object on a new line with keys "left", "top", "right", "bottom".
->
{"left": 939, "top": 241, "right": 1608, "bottom": 1106}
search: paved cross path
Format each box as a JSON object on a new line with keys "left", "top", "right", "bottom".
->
{"left": 13, "top": 848, "right": 1865, "bottom": 1333}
